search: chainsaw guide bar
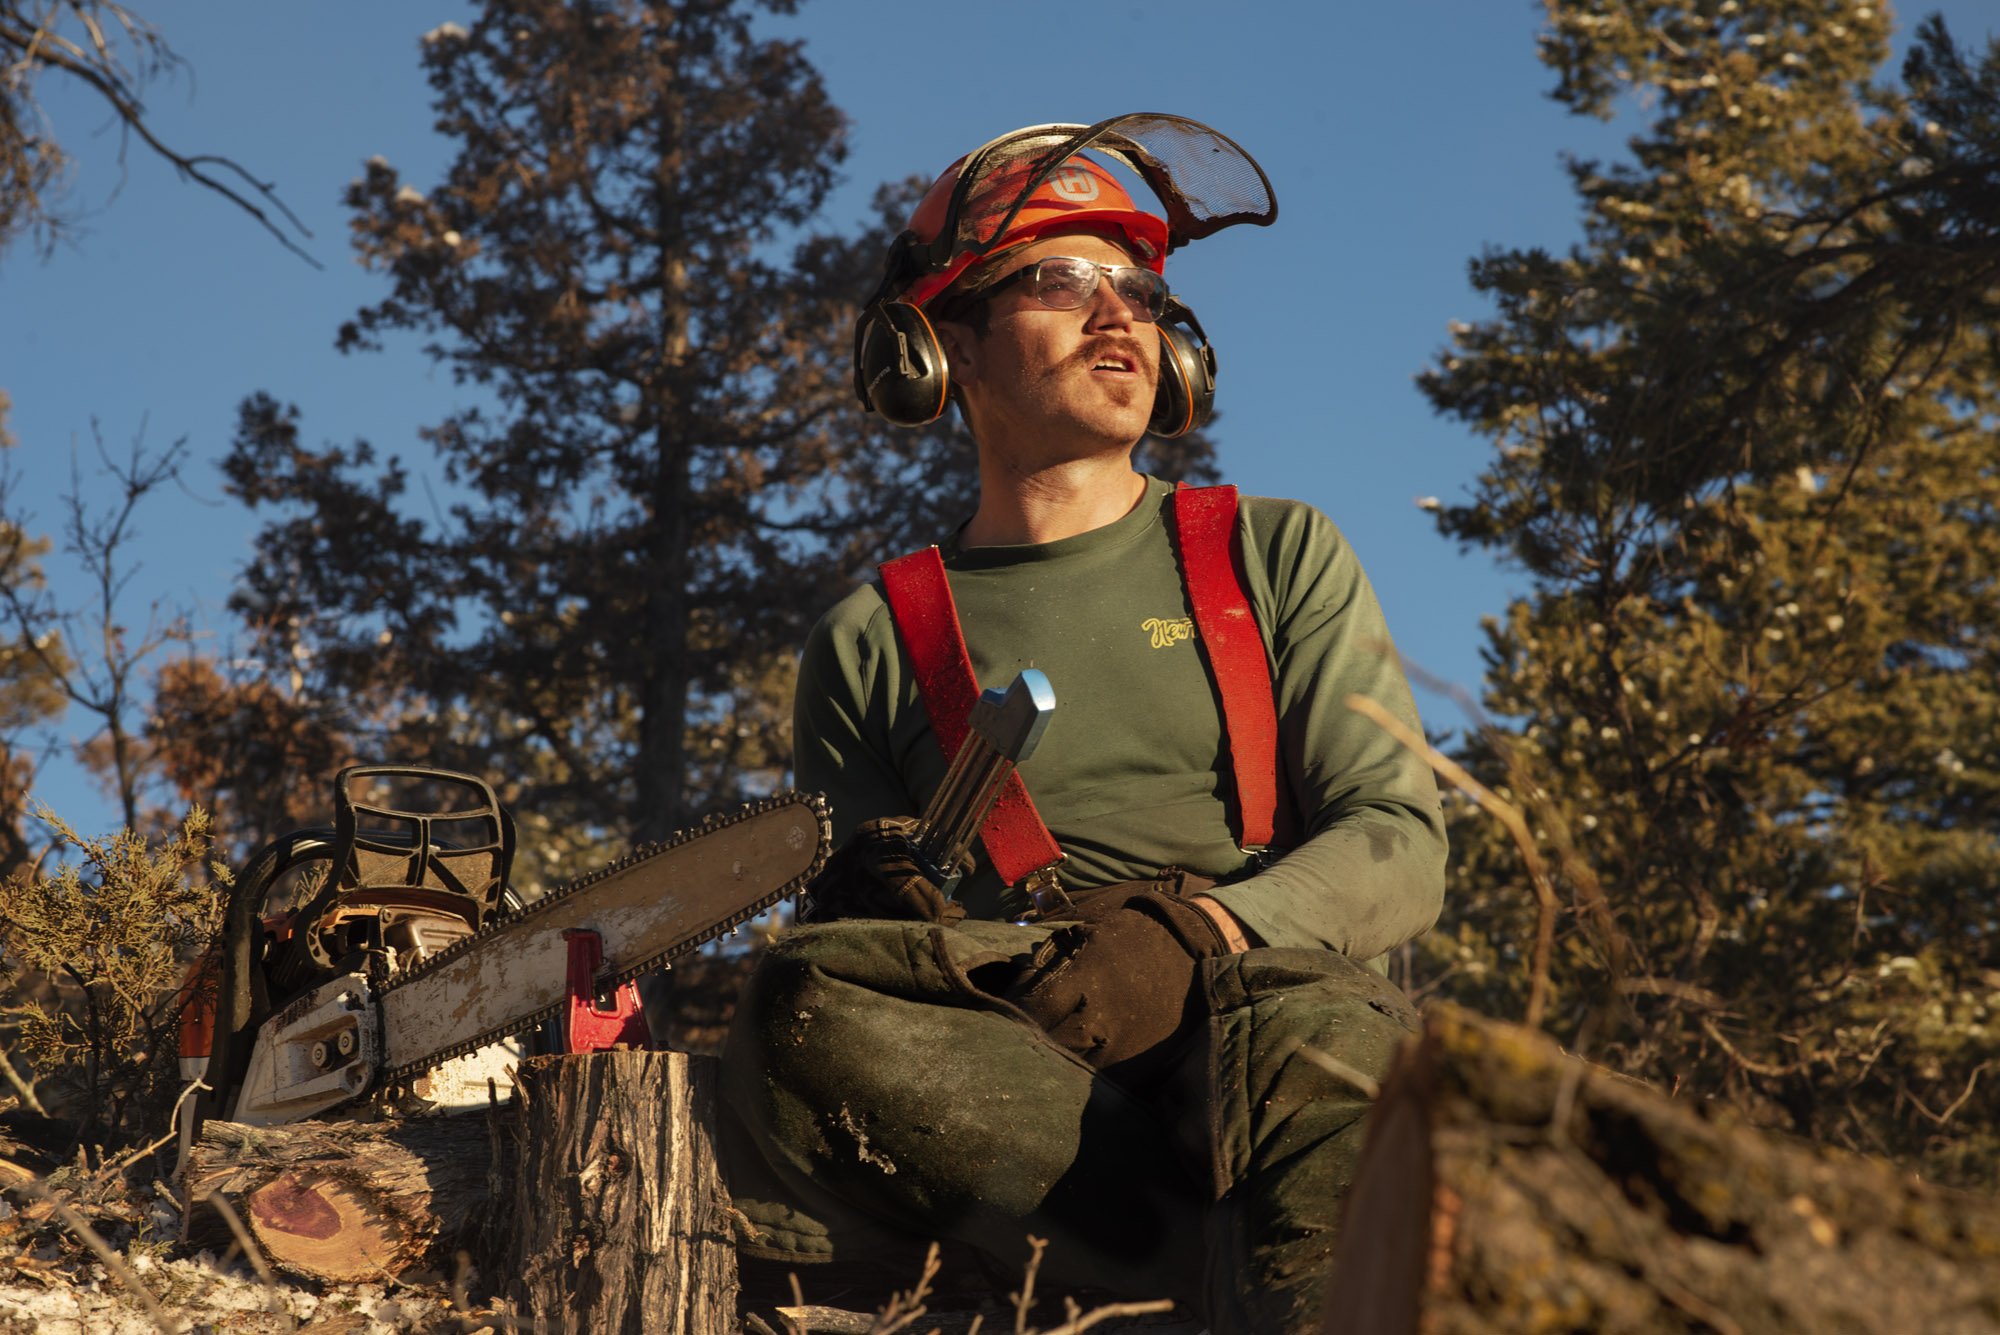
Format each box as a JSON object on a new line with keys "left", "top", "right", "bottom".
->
{"left": 373, "top": 790, "right": 830, "bottom": 1084}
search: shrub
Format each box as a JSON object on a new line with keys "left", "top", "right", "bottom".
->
{"left": 0, "top": 805, "right": 230, "bottom": 1157}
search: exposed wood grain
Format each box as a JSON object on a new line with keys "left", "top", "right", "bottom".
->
{"left": 182, "top": 1113, "right": 500, "bottom": 1283}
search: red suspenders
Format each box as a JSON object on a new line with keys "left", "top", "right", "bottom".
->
{"left": 875, "top": 544, "right": 1066, "bottom": 895}
{"left": 876, "top": 484, "right": 1287, "bottom": 900}
{"left": 1171, "top": 484, "right": 1285, "bottom": 852}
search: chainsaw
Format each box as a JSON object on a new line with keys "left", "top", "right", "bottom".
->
{"left": 177, "top": 766, "right": 831, "bottom": 1128}
{"left": 177, "top": 670, "right": 1055, "bottom": 1132}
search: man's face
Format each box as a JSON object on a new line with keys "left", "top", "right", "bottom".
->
{"left": 936, "top": 230, "right": 1162, "bottom": 466}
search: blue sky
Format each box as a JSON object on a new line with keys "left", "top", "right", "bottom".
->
{"left": 3, "top": 0, "right": 1990, "bottom": 836}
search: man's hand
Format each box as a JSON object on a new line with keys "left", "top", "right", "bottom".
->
{"left": 798, "top": 817, "right": 966, "bottom": 925}
{"left": 1004, "top": 882, "right": 1232, "bottom": 1084}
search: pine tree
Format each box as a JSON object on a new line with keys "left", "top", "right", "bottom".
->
{"left": 1422, "top": 2, "right": 2000, "bottom": 1183}
{"left": 141, "top": 654, "right": 353, "bottom": 862}
{"left": 223, "top": 1, "right": 942, "bottom": 858}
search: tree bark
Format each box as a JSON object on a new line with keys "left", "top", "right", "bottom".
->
{"left": 504, "top": 1048, "right": 738, "bottom": 1334}
{"left": 1323, "top": 1004, "right": 2000, "bottom": 1335}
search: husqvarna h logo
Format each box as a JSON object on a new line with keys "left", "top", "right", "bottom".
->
{"left": 1049, "top": 166, "right": 1100, "bottom": 202}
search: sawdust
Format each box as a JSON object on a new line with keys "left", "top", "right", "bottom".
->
{"left": 835, "top": 1104, "right": 898, "bottom": 1176}
{"left": 0, "top": 1250, "right": 463, "bottom": 1333}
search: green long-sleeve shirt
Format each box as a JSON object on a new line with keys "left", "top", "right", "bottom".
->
{"left": 792, "top": 476, "right": 1446, "bottom": 956}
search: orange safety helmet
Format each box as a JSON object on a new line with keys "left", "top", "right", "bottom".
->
{"left": 853, "top": 114, "right": 1276, "bottom": 431}
{"left": 897, "top": 153, "right": 1171, "bottom": 309}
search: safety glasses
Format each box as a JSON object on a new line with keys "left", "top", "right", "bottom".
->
{"left": 981, "top": 256, "right": 1171, "bottom": 323}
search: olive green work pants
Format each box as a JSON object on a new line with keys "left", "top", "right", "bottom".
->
{"left": 720, "top": 917, "right": 1420, "bottom": 1334}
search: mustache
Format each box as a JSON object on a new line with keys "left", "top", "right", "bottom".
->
{"left": 1060, "top": 336, "right": 1153, "bottom": 373}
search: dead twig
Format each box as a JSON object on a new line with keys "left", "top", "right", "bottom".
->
{"left": 1698, "top": 1016, "right": 1802, "bottom": 1079}
{"left": 1294, "top": 1042, "right": 1382, "bottom": 1101}
{"left": 93, "top": 1076, "right": 207, "bottom": 1184}
{"left": 1617, "top": 976, "right": 1726, "bottom": 1010}
{"left": 1346, "top": 693, "right": 1559, "bottom": 1028}
{"left": 0, "top": 1040, "right": 47, "bottom": 1114}
{"left": 1906, "top": 1061, "right": 1994, "bottom": 1129}
{"left": 867, "top": 1240, "right": 942, "bottom": 1334}
{"left": 1012, "top": 1235, "right": 1048, "bottom": 1334}
{"left": 1037, "top": 1299, "right": 1177, "bottom": 1334}
{"left": 781, "top": 1270, "right": 808, "bottom": 1335}
{"left": 199, "top": 1189, "right": 300, "bottom": 1328}
{"left": 199, "top": 1190, "right": 275, "bottom": 1289}
{"left": 1393, "top": 658, "right": 1632, "bottom": 996}
{"left": 772, "top": 1307, "right": 873, "bottom": 1334}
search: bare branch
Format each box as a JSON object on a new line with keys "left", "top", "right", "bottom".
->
{"left": 91, "top": 1073, "right": 204, "bottom": 1181}
{"left": 0, "top": 3, "right": 316, "bottom": 263}
{"left": 0, "top": 1038, "right": 44, "bottom": 1113}
{"left": 199, "top": 1190, "right": 281, "bottom": 1293}
{"left": 1906, "top": 1061, "right": 1995, "bottom": 1129}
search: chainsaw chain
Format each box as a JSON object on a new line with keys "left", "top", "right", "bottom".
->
{"left": 376, "top": 789, "right": 830, "bottom": 1086}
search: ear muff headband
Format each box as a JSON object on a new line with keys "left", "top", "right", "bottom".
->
{"left": 854, "top": 300, "right": 951, "bottom": 427}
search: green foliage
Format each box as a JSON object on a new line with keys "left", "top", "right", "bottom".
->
{"left": 221, "top": 1, "right": 952, "bottom": 859}
{"left": 1422, "top": 2, "right": 2000, "bottom": 1184}
{"left": 0, "top": 804, "right": 229, "bottom": 1151}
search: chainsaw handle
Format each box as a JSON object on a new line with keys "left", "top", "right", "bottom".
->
{"left": 331, "top": 764, "right": 516, "bottom": 923}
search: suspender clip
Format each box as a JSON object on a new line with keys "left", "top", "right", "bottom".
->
{"left": 1238, "top": 845, "right": 1284, "bottom": 873}
{"left": 1018, "top": 862, "right": 1072, "bottom": 922}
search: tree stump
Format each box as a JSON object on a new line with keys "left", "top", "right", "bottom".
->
{"left": 182, "top": 1114, "right": 504, "bottom": 1283}
{"left": 1323, "top": 1004, "right": 2000, "bottom": 1334}
{"left": 180, "top": 1049, "right": 737, "bottom": 1332}
{"left": 503, "top": 1048, "right": 738, "bottom": 1334}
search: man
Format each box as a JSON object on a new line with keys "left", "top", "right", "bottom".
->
{"left": 723, "top": 116, "right": 1446, "bottom": 1334}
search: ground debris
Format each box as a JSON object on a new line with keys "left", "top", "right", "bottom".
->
{"left": 0, "top": 1250, "right": 495, "bottom": 1334}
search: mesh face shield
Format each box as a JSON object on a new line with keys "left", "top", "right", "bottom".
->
{"left": 874, "top": 113, "right": 1279, "bottom": 309}
{"left": 946, "top": 113, "right": 1276, "bottom": 261}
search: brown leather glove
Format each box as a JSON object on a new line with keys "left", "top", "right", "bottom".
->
{"left": 797, "top": 817, "right": 967, "bottom": 925}
{"left": 1004, "top": 881, "right": 1230, "bottom": 1085}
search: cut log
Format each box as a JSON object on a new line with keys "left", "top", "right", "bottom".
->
{"left": 503, "top": 1048, "right": 738, "bottom": 1334}
{"left": 181, "top": 1112, "right": 504, "bottom": 1283}
{"left": 179, "top": 1050, "right": 737, "bottom": 1331}
{"left": 1323, "top": 1004, "right": 2000, "bottom": 1335}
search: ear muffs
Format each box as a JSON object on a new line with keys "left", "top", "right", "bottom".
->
{"left": 856, "top": 294, "right": 1218, "bottom": 437}
{"left": 1149, "top": 301, "right": 1217, "bottom": 439}
{"left": 853, "top": 301, "right": 951, "bottom": 427}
